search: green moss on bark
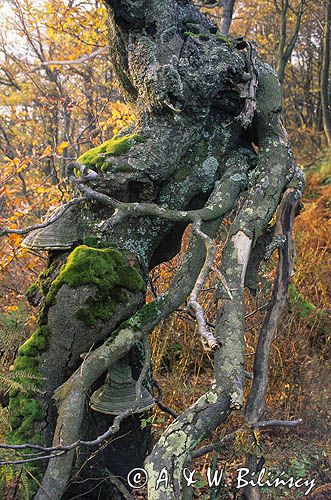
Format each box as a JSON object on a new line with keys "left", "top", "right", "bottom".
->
{"left": 77, "top": 134, "right": 145, "bottom": 171}
{"left": 25, "top": 263, "right": 58, "bottom": 306}
{"left": 215, "top": 35, "right": 233, "bottom": 46}
{"left": 47, "top": 245, "right": 145, "bottom": 326}
{"left": 9, "top": 246, "right": 145, "bottom": 449}
{"left": 25, "top": 282, "right": 38, "bottom": 301}
{"left": 18, "top": 326, "right": 49, "bottom": 357}
{"left": 10, "top": 245, "right": 145, "bottom": 444}
{"left": 8, "top": 326, "right": 50, "bottom": 445}
{"left": 119, "top": 300, "right": 161, "bottom": 333}
{"left": 174, "top": 141, "right": 209, "bottom": 181}
{"left": 183, "top": 31, "right": 209, "bottom": 40}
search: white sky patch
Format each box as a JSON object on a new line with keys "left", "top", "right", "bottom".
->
{"left": 0, "top": 1, "right": 30, "bottom": 61}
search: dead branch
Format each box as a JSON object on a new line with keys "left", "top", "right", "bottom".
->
{"left": 245, "top": 183, "right": 303, "bottom": 424}
{"left": 237, "top": 40, "right": 258, "bottom": 128}
{"left": 188, "top": 220, "right": 219, "bottom": 350}
{"left": 252, "top": 418, "right": 303, "bottom": 429}
{"left": 28, "top": 47, "right": 110, "bottom": 73}
{"left": 153, "top": 380, "right": 179, "bottom": 418}
{"left": 0, "top": 197, "right": 87, "bottom": 237}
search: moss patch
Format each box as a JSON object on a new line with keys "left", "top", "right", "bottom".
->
{"left": 288, "top": 284, "right": 330, "bottom": 345}
{"left": 215, "top": 34, "right": 233, "bottom": 46}
{"left": 174, "top": 140, "right": 209, "bottom": 181}
{"left": 174, "top": 163, "right": 192, "bottom": 182}
{"left": 118, "top": 300, "right": 161, "bottom": 334}
{"left": 47, "top": 245, "right": 145, "bottom": 326}
{"left": 288, "top": 284, "right": 317, "bottom": 319}
{"left": 110, "top": 163, "right": 135, "bottom": 173}
{"left": 184, "top": 22, "right": 200, "bottom": 34}
{"left": 9, "top": 246, "right": 145, "bottom": 446}
{"left": 77, "top": 134, "right": 145, "bottom": 171}
{"left": 8, "top": 397, "right": 44, "bottom": 444}
{"left": 17, "top": 326, "right": 49, "bottom": 357}
{"left": 183, "top": 31, "right": 209, "bottom": 40}
{"left": 26, "top": 263, "right": 57, "bottom": 306}
{"left": 8, "top": 326, "right": 49, "bottom": 445}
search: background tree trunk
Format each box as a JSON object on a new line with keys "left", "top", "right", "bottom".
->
{"left": 220, "top": 0, "right": 236, "bottom": 36}
{"left": 321, "top": 0, "right": 331, "bottom": 146}
{"left": 276, "top": 0, "right": 305, "bottom": 83}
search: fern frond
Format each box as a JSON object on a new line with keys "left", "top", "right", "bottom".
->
{"left": 0, "top": 371, "right": 44, "bottom": 395}
{"left": 0, "top": 405, "right": 11, "bottom": 434}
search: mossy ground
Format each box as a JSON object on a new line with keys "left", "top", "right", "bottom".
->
{"left": 288, "top": 283, "right": 317, "bottom": 319}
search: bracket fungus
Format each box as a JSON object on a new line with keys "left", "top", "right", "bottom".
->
{"left": 90, "top": 357, "right": 154, "bottom": 415}
{"left": 21, "top": 206, "right": 82, "bottom": 251}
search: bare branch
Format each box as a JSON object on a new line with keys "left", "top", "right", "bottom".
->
{"left": 153, "top": 380, "right": 179, "bottom": 418}
{"left": 74, "top": 171, "right": 246, "bottom": 225}
{"left": 28, "top": 47, "right": 110, "bottom": 73}
{"left": 191, "top": 430, "right": 237, "bottom": 459}
{"left": 0, "top": 452, "right": 65, "bottom": 466}
{"left": 0, "top": 197, "right": 87, "bottom": 237}
{"left": 189, "top": 417, "right": 302, "bottom": 459}
{"left": 188, "top": 220, "right": 219, "bottom": 350}
{"left": 245, "top": 185, "right": 303, "bottom": 424}
{"left": 252, "top": 418, "right": 303, "bottom": 429}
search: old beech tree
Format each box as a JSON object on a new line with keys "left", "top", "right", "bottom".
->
{"left": 1, "top": 0, "right": 305, "bottom": 499}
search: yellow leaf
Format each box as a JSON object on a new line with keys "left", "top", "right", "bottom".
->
{"left": 56, "top": 141, "right": 69, "bottom": 154}
{"left": 39, "top": 145, "right": 52, "bottom": 159}
{"left": 8, "top": 234, "right": 21, "bottom": 246}
{"left": 5, "top": 305, "right": 18, "bottom": 312}
{"left": 17, "top": 164, "right": 27, "bottom": 173}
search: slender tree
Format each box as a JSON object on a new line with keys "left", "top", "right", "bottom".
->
{"left": 275, "top": 0, "right": 306, "bottom": 82}
{"left": 321, "top": 0, "right": 331, "bottom": 145}
{"left": 220, "top": 0, "right": 237, "bottom": 36}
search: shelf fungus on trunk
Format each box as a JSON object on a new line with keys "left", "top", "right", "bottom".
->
{"left": 21, "top": 206, "right": 82, "bottom": 250}
{"left": 90, "top": 356, "right": 154, "bottom": 415}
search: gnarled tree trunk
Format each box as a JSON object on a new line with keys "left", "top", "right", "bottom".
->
{"left": 5, "top": 1, "right": 304, "bottom": 499}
